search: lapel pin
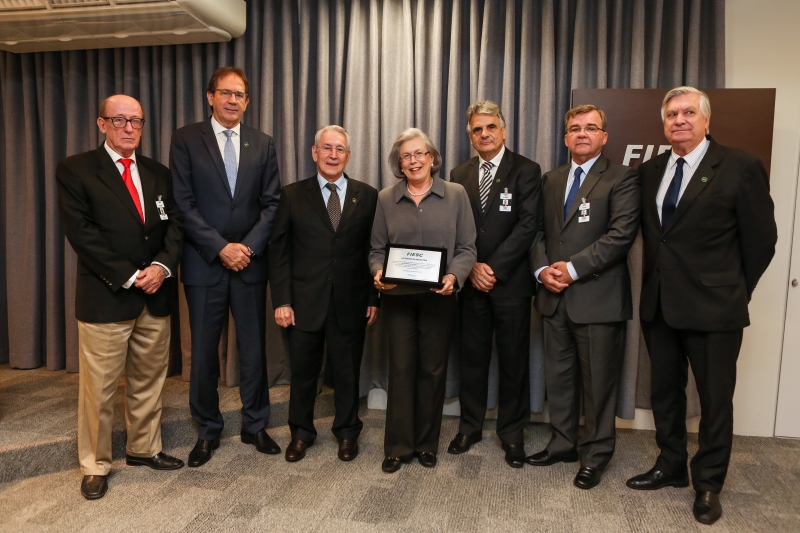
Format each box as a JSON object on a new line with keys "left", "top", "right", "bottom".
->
{"left": 701, "top": 177, "right": 708, "bottom": 182}
{"left": 495, "top": 178, "right": 500, "bottom": 183}
{"left": 352, "top": 198, "right": 357, "bottom": 203}
{"left": 244, "top": 141, "right": 249, "bottom": 148}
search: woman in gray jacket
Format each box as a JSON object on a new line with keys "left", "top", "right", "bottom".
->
{"left": 370, "top": 128, "right": 477, "bottom": 473}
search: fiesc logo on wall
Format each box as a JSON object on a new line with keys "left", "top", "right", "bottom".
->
{"left": 623, "top": 145, "right": 671, "bottom": 166}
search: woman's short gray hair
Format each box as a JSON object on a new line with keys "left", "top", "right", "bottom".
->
{"left": 314, "top": 124, "right": 350, "bottom": 150}
{"left": 388, "top": 128, "right": 443, "bottom": 179}
{"left": 661, "top": 86, "right": 711, "bottom": 133}
{"left": 465, "top": 100, "right": 506, "bottom": 133}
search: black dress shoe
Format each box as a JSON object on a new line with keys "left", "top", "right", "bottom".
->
{"left": 381, "top": 456, "right": 411, "bottom": 474}
{"left": 418, "top": 452, "right": 437, "bottom": 468}
{"left": 285, "top": 439, "right": 310, "bottom": 462}
{"left": 241, "top": 429, "right": 281, "bottom": 455}
{"left": 626, "top": 466, "right": 690, "bottom": 490}
{"left": 188, "top": 438, "right": 220, "bottom": 467}
{"left": 573, "top": 466, "right": 603, "bottom": 489}
{"left": 447, "top": 432, "right": 482, "bottom": 454}
{"left": 525, "top": 449, "right": 578, "bottom": 466}
{"left": 502, "top": 442, "right": 526, "bottom": 469}
{"left": 126, "top": 452, "right": 184, "bottom": 470}
{"left": 693, "top": 491, "right": 722, "bottom": 525}
{"left": 81, "top": 475, "right": 108, "bottom": 500}
{"left": 338, "top": 438, "right": 359, "bottom": 461}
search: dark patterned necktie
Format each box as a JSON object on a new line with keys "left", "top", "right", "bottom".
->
{"left": 326, "top": 183, "right": 341, "bottom": 230}
{"left": 479, "top": 161, "right": 494, "bottom": 211}
{"left": 661, "top": 157, "right": 685, "bottom": 230}
{"left": 564, "top": 167, "right": 583, "bottom": 220}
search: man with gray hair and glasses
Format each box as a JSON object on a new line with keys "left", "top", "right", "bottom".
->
{"left": 269, "top": 125, "right": 379, "bottom": 463}
{"left": 448, "top": 100, "right": 542, "bottom": 468}
{"left": 627, "top": 86, "right": 776, "bottom": 525}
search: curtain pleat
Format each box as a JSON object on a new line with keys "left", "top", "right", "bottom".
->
{"left": 0, "top": 0, "right": 723, "bottom": 416}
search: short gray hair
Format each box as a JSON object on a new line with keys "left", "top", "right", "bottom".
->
{"left": 314, "top": 125, "right": 351, "bottom": 150}
{"left": 661, "top": 86, "right": 711, "bottom": 133}
{"left": 387, "top": 128, "right": 443, "bottom": 179}
{"left": 465, "top": 100, "right": 506, "bottom": 133}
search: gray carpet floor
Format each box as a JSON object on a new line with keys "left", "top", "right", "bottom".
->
{"left": 1, "top": 364, "right": 799, "bottom": 532}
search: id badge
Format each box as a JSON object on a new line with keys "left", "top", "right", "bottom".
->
{"left": 578, "top": 198, "right": 589, "bottom": 223}
{"left": 156, "top": 195, "right": 168, "bottom": 220}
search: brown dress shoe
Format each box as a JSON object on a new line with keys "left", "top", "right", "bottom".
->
{"left": 285, "top": 439, "right": 310, "bottom": 462}
{"left": 81, "top": 475, "right": 108, "bottom": 500}
{"left": 338, "top": 438, "right": 359, "bottom": 461}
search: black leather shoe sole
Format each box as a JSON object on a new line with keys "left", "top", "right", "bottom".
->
{"left": 80, "top": 475, "right": 108, "bottom": 500}
{"left": 382, "top": 456, "right": 412, "bottom": 473}
{"left": 187, "top": 439, "right": 220, "bottom": 468}
{"left": 525, "top": 450, "right": 578, "bottom": 466}
{"left": 126, "top": 453, "right": 184, "bottom": 470}
{"left": 447, "top": 433, "right": 482, "bottom": 455}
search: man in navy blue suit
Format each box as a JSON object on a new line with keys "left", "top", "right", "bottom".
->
{"left": 170, "top": 66, "right": 281, "bottom": 466}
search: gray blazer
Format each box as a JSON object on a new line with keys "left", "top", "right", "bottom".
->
{"left": 532, "top": 156, "right": 640, "bottom": 323}
{"left": 370, "top": 177, "right": 477, "bottom": 295}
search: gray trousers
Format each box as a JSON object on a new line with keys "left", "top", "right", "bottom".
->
{"left": 542, "top": 297, "right": 624, "bottom": 470}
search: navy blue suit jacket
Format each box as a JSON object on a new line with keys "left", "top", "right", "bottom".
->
{"left": 170, "top": 119, "right": 281, "bottom": 286}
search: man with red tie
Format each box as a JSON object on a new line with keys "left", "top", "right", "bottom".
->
{"left": 57, "top": 95, "right": 184, "bottom": 500}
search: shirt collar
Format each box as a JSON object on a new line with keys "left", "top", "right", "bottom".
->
{"left": 211, "top": 116, "right": 241, "bottom": 136}
{"left": 478, "top": 145, "right": 506, "bottom": 168}
{"left": 317, "top": 173, "right": 347, "bottom": 191}
{"left": 669, "top": 136, "right": 709, "bottom": 170}
{"left": 104, "top": 142, "right": 137, "bottom": 165}
{"left": 570, "top": 153, "right": 602, "bottom": 177}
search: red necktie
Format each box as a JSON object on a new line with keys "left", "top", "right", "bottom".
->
{"left": 119, "top": 158, "right": 144, "bottom": 224}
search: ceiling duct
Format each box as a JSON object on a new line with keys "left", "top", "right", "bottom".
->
{"left": 0, "top": 0, "right": 246, "bottom": 53}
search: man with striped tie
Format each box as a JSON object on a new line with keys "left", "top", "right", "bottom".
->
{"left": 170, "top": 66, "right": 282, "bottom": 467}
{"left": 527, "top": 104, "right": 640, "bottom": 490}
{"left": 448, "top": 100, "right": 542, "bottom": 468}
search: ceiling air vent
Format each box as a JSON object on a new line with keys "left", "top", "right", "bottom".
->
{"left": 0, "top": 0, "right": 246, "bottom": 53}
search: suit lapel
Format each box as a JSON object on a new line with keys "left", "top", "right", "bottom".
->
{"left": 338, "top": 175, "right": 359, "bottom": 230}
{"left": 138, "top": 160, "right": 157, "bottom": 230}
{"left": 95, "top": 146, "right": 144, "bottom": 226}
{"left": 303, "top": 177, "right": 335, "bottom": 233}
{"left": 233, "top": 127, "right": 253, "bottom": 202}
{"left": 664, "top": 142, "right": 720, "bottom": 235}
{"left": 464, "top": 159, "right": 483, "bottom": 220}
{"left": 552, "top": 165, "right": 569, "bottom": 227}
{"left": 564, "top": 157, "right": 607, "bottom": 226}
{"left": 646, "top": 154, "right": 668, "bottom": 235}
{"left": 201, "top": 120, "right": 233, "bottom": 198}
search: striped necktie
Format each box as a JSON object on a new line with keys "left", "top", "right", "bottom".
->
{"left": 479, "top": 161, "right": 494, "bottom": 211}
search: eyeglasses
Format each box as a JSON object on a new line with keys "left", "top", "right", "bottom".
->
{"left": 102, "top": 116, "right": 145, "bottom": 129}
{"left": 215, "top": 89, "right": 248, "bottom": 102}
{"left": 567, "top": 125, "right": 604, "bottom": 135}
{"left": 317, "top": 145, "right": 349, "bottom": 156}
{"left": 400, "top": 151, "right": 430, "bottom": 163}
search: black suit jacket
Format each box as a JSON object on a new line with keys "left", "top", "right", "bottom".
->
{"left": 639, "top": 137, "right": 777, "bottom": 331}
{"left": 170, "top": 119, "right": 281, "bottom": 286}
{"left": 532, "top": 156, "right": 640, "bottom": 323}
{"left": 56, "top": 145, "right": 183, "bottom": 323}
{"left": 450, "top": 148, "right": 542, "bottom": 298}
{"left": 269, "top": 175, "right": 379, "bottom": 332}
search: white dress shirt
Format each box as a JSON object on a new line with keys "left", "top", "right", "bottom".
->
{"left": 536, "top": 154, "right": 601, "bottom": 284}
{"left": 104, "top": 143, "right": 171, "bottom": 288}
{"left": 318, "top": 173, "right": 348, "bottom": 211}
{"left": 655, "top": 137, "right": 710, "bottom": 221}
{"left": 210, "top": 116, "right": 241, "bottom": 164}
{"left": 477, "top": 145, "right": 506, "bottom": 185}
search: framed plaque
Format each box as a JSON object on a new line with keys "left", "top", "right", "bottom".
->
{"left": 381, "top": 243, "right": 447, "bottom": 288}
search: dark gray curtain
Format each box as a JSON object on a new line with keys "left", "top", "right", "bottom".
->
{"left": 0, "top": 0, "right": 724, "bottom": 417}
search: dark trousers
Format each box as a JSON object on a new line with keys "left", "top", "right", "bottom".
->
{"left": 287, "top": 297, "right": 365, "bottom": 443}
{"left": 542, "top": 297, "right": 624, "bottom": 470}
{"left": 383, "top": 292, "right": 457, "bottom": 458}
{"left": 458, "top": 287, "right": 531, "bottom": 443}
{"left": 185, "top": 271, "right": 270, "bottom": 440}
{"left": 642, "top": 302, "right": 742, "bottom": 493}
